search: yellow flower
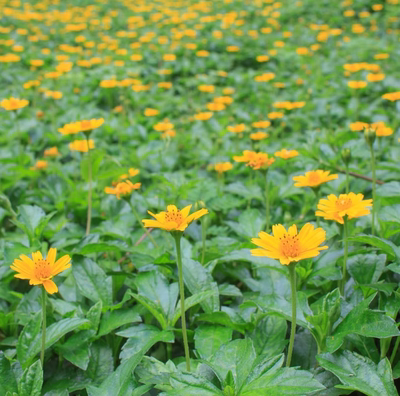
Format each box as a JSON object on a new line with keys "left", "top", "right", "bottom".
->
{"left": 69, "top": 139, "right": 95, "bottom": 152}
{"left": 10, "top": 248, "right": 71, "bottom": 294}
{"left": 293, "top": 170, "right": 338, "bottom": 188}
{"left": 215, "top": 162, "right": 233, "bottom": 174}
{"left": 382, "top": 92, "right": 400, "bottom": 101}
{"left": 194, "top": 112, "right": 213, "bottom": 121}
{"left": 154, "top": 120, "right": 174, "bottom": 132}
{"left": 348, "top": 81, "right": 367, "bottom": 89}
{"left": 207, "top": 102, "right": 225, "bottom": 112}
{"left": 105, "top": 180, "right": 141, "bottom": 199}
{"left": 1, "top": 97, "right": 29, "bottom": 111}
{"left": 251, "top": 223, "right": 328, "bottom": 265}
{"left": 144, "top": 108, "right": 159, "bottom": 116}
{"left": 44, "top": 147, "right": 60, "bottom": 157}
{"left": 163, "top": 54, "right": 176, "bottom": 61}
{"left": 252, "top": 120, "right": 271, "bottom": 129}
{"left": 275, "top": 149, "right": 299, "bottom": 159}
{"left": 350, "top": 121, "right": 369, "bottom": 131}
{"left": 59, "top": 118, "right": 104, "bottom": 135}
{"left": 250, "top": 132, "right": 269, "bottom": 140}
{"left": 256, "top": 55, "right": 269, "bottom": 62}
{"left": 198, "top": 85, "right": 215, "bottom": 93}
{"left": 268, "top": 112, "right": 284, "bottom": 119}
{"left": 30, "top": 160, "right": 48, "bottom": 170}
{"left": 316, "top": 193, "right": 373, "bottom": 224}
{"left": 196, "top": 50, "right": 209, "bottom": 57}
{"left": 234, "top": 150, "right": 275, "bottom": 170}
{"left": 228, "top": 124, "right": 246, "bottom": 133}
{"left": 158, "top": 82, "right": 172, "bottom": 89}
{"left": 143, "top": 205, "right": 208, "bottom": 232}
{"left": 367, "top": 73, "right": 385, "bottom": 82}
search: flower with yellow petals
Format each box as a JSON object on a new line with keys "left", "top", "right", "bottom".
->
{"left": 250, "top": 132, "right": 269, "bottom": 140}
{"left": 316, "top": 193, "right": 373, "bottom": 224}
{"left": 30, "top": 160, "right": 48, "bottom": 170}
{"left": 293, "top": 170, "right": 338, "bottom": 188}
{"left": 275, "top": 149, "right": 299, "bottom": 159}
{"left": 347, "top": 81, "right": 367, "bottom": 89}
{"left": 251, "top": 223, "right": 328, "bottom": 265}
{"left": 143, "top": 205, "right": 208, "bottom": 232}
{"left": 234, "top": 150, "right": 275, "bottom": 170}
{"left": 69, "top": 139, "right": 95, "bottom": 152}
{"left": 1, "top": 97, "right": 29, "bottom": 111}
{"left": 382, "top": 92, "right": 400, "bottom": 101}
{"left": 194, "top": 112, "right": 213, "bottom": 121}
{"left": 214, "top": 162, "right": 233, "bottom": 174}
{"left": 104, "top": 180, "right": 141, "bottom": 199}
{"left": 11, "top": 248, "right": 71, "bottom": 294}
{"left": 44, "top": 147, "right": 60, "bottom": 157}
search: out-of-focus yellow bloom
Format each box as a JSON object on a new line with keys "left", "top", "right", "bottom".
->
{"left": 1, "top": 97, "right": 29, "bottom": 111}
{"left": 214, "top": 162, "right": 233, "bottom": 174}
{"left": 69, "top": 140, "right": 95, "bottom": 152}
{"left": 293, "top": 170, "right": 338, "bottom": 188}
{"left": 275, "top": 149, "right": 299, "bottom": 159}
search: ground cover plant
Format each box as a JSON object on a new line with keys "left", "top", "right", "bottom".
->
{"left": 0, "top": 0, "right": 400, "bottom": 394}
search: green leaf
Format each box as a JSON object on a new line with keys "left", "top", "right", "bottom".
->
{"left": 57, "top": 332, "right": 91, "bottom": 370}
{"left": 130, "top": 293, "right": 168, "bottom": 329}
{"left": 172, "top": 290, "right": 217, "bottom": 326}
{"left": 183, "top": 259, "right": 219, "bottom": 313}
{"left": 135, "top": 271, "right": 178, "bottom": 323}
{"left": 326, "top": 294, "right": 399, "bottom": 352}
{"left": 168, "top": 372, "right": 224, "bottom": 395}
{"left": 0, "top": 352, "right": 18, "bottom": 395}
{"left": 225, "top": 209, "right": 264, "bottom": 238}
{"left": 118, "top": 324, "right": 174, "bottom": 362}
{"left": 348, "top": 254, "right": 386, "bottom": 285}
{"left": 98, "top": 309, "right": 142, "bottom": 337}
{"left": 248, "top": 316, "right": 287, "bottom": 358}
{"left": 347, "top": 235, "right": 396, "bottom": 259}
{"left": 15, "top": 205, "right": 45, "bottom": 236}
{"left": 194, "top": 325, "right": 233, "bottom": 360}
{"left": 86, "top": 342, "right": 114, "bottom": 385}
{"left": 88, "top": 325, "right": 173, "bottom": 396}
{"left": 240, "top": 365, "right": 325, "bottom": 395}
{"left": 72, "top": 257, "right": 112, "bottom": 306}
{"left": 317, "top": 351, "right": 398, "bottom": 396}
{"left": 17, "top": 313, "right": 90, "bottom": 368}
{"left": 18, "top": 360, "right": 43, "bottom": 396}
{"left": 209, "top": 338, "right": 256, "bottom": 390}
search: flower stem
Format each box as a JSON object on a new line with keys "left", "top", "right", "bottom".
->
{"left": 313, "top": 187, "right": 320, "bottom": 228}
{"left": 390, "top": 335, "right": 400, "bottom": 364}
{"left": 265, "top": 170, "right": 270, "bottom": 232}
{"left": 369, "top": 144, "right": 376, "bottom": 235}
{"left": 340, "top": 218, "right": 349, "bottom": 296}
{"left": 174, "top": 234, "right": 191, "bottom": 371}
{"left": 40, "top": 286, "right": 47, "bottom": 367}
{"left": 287, "top": 264, "right": 297, "bottom": 367}
{"left": 129, "top": 201, "right": 158, "bottom": 247}
{"left": 345, "top": 164, "right": 349, "bottom": 193}
{"left": 85, "top": 136, "right": 92, "bottom": 236}
{"left": 201, "top": 217, "right": 207, "bottom": 265}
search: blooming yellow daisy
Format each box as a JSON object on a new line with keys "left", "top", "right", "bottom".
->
{"left": 316, "top": 193, "right": 373, "bottom": 224}
{"left": 293, "top": 170, "right": 338, "bottom": 188}
{"left": 11, "top": 249, "right": 71, "bottom": 294}
{"left": 251, "top": 223, "right": 328, "bottom": 265}
{"left": 143, "top": 205, "right": 208, "bottom": 232}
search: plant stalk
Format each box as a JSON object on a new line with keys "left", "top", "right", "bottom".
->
{"left": 265, "top": 170, "right": 270, "bottom": 232}
{"left": 287, "top": 264, "right": 297, "bottom": 367}
{"left": 369, "top": 144, "right": 376, "bottom": 235}
{"left": 41, "top": 286, "right": 47, "bottom": 367}
{"left": 340, "top": 218, "right": 349, "bottom": 296}
{"left": 390, "top": 336, "right": 400, "bottom": 365}
{"left": 85, "top": 135, "right": 92, "bottom": 236}
{"left": 174, "top": 234, "right": 191, "bottom": 371}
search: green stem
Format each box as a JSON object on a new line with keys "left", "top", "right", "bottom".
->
{"left": 85, "top": 136, "right": 92, "bottom": 236}
{"left": 369, "top": 144, "right": 376, "bottom": 235}
{"left": 40, "top": 286, "right": 47, "bottom": 367}
{"left": 340, "top": 218, "right": 349, "bottom": 296}
{"left": 129, "top": 201, "right": 158, "bottom": 247}
{"left": 174, "top": 234, "right": 191, "bottom": 371}
{"left": 390, "top": 336, "right": 400, "bottom": 365}
{"left": 287, "top": 264, "right": 297, "bottom": 367}
{"left": 265, "top": 170, "right": 270, "bottom": 232}
{"left": 345, "top": 164, "right": 349, "bottom": 193}
{"left": 201, "top": 217, "right": 207, "bottom": 265}
{"left": 313, "top": 187, "right": 320, "bottom": 228}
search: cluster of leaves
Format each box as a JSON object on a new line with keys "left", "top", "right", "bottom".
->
{"left": 0, "top": 0, "right": 400, "bottom": 395}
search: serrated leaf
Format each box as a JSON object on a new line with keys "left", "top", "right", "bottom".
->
{"left": 194, "top": 325, "right": 233, "bottom": 360}
{"left": 317, "top": 351, "right": 397, "bottom": 396}
{"left": 0, "top": 352, "right": 18, "bottom": 395}
{"left": 18, "top": 360, "right": 43, "bottom": 396}
{"left": 72, "top": 257, "right": 112, "bottom": 306}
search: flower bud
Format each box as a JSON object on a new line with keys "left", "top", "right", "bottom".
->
{"left": 341, "top": 148, "right": 351, "bottom": 165}
{"left": 364, "top": 127, "right": 376, "bottom": 146}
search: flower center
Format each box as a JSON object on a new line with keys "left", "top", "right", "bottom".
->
{"left": 34, "top": 259, "right": 52, "bottom": 280}
{"left": 280, "top": 234, "right": 300, "bottom": 258}
{"left": 165, "top": 209, "right": 183, "bottom": 224}
{"left": 308, "top": 173, "right": 321, "bottom": 184}
{"left": 336, "top": 197, "right": 352, "bottom": 210}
